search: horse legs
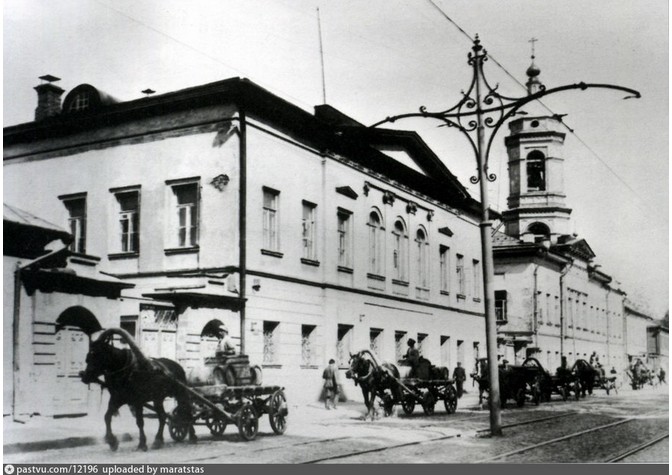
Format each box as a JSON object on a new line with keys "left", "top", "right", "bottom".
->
{"left": 134, "top": 403, "right": 148, "bottom": 451}
{"left": 104, "top": 398, "right": 120, "bottom": 451}
{"left": 151, "top": 400, "right": 166, "bottom": 450}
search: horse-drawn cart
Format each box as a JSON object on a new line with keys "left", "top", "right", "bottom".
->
{"left": 394, "top": 376, "right": 458, "bottom": 416}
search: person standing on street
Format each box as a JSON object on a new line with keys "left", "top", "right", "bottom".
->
{"left": 453, "top": 361, "right": 466, "bottom": 399}
{"left": 323, "top": 359, "right": 339, "bottom": 409}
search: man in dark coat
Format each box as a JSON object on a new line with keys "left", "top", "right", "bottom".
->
{"left": 453, "top": 362, "right": 467, "bottom": 398}
{"left": 322, "top": 359, "right": 339, "bottom": 409}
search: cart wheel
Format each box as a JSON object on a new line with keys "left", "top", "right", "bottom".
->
{"left": 269, "top": 390, "right": 288, "bottom": 435}
{"left": 205, "top": 416, "right": 227, "bottom": 437}
{"left": 401, "top": 394, "right": 416, "bottom": 415}
{"left": 516, "top": 388, "right": 526, "bottom": 407}
{"left": 422, "top": 392, "right": 436, "bottom": 416}
{"left": 168, "top": 409, "right": 191, "bottom": 442}
{"left": 443, "top": 385, "right": 458, "bottom": 414}
{"left": 237, "top": 403, "right": 259, "bottom": 441}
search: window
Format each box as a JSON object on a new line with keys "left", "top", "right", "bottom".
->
{"left": 527, "top": 222, "right": 551, "bottom": 243}
{"left": 263, "top": 188, "right": 280, "bottom": 251}
{"left": 440, "top": 336, "right": 451, "bottom": 367}
{"left": 337, "top": 209, "right": 352, "bottom": 268}
{"left": 439, "top": 246, "right": 450, "bottom": 294}
{"left": 302, "top": 201, "right": 317, "bottom": 261}
{"left": 301, "top": 324, "right": 316, "bottom": 366}
{"left": 526, "top": 150, "right": 546, "bottom": 191}
{"left": 395, "top": 331, "right": 407, "bottom": 361}
{"left": 495, "top": 290, "right": 508, "bottom": 322}
{"left": 368, "top": 210, "right": 384, "bottom": 275}
{"left": 456, "top": 254, "right": 465, "bottom": 296}
{"left": 115, "top": 191, "right": 139, "bottom": 253}
{"left": 472, "top": 259, "right": 481, "bottom": 299}
{"left": 62, "top": 195, "right": 87, "bottom": 253}
{"left": 120, "top": 315, "right": 138, "bottom": 342}
{"left": 416, "top": 228, "right": 429, "bottom": 288}
{"left": 392, "top": 219, "right": 408, "bottom": 281}
{"left": 69, "top": 92, "right": 90, "bottom": 112}
{"left": 417, "top": 333, "right": 428, "bottom": 356}
{"left": 337, "top": 324, "right": 353, "bottom": 367}
{"left": 168, "top": 182, "right": 199, "bottom": 248}
{"left": 370, "top": 328, "right": 383, "bottom": 356}
{"left": 473, "top": 342, "right": 480, "bottom": 361}
{"left": 263, "top": 321, "right": 280, "bottom": 364}
{"left": 457, "top": 340, "right": 465, "bottom": 364}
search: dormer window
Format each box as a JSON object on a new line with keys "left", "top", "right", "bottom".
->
{"left": 527, "top": 222, "right": 551, "bottom": 243}
{"left": 69, "top": 92, "right": 90, "bottom": 112}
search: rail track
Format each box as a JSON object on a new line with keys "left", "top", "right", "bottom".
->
{"left": 604, "top": 432, "right": 669, "bottom": 463}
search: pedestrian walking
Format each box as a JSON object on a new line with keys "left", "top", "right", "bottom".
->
{"left": 453, "top": 361, "right": 466, "bottom": 399}
{"left": 659, "top": 367, "right": 666, "bottom": 385}
{"left": 322, "top": 358, "right": 339, "bottom": 409}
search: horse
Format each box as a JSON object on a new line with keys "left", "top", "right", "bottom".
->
{"left": 345, "top": 350, "right": 402, "bottom": 420}
{"left": 572, "top": 359, "right": 599, "bottom": 397}
{"left": 80, "top": 328, "right": 197, "bottom": 451}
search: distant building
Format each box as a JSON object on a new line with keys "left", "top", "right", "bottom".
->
{"left": 492, "top": 115, "right": 627, "bottom": 372}
{"left": 5, "top": 77, "right": 488, "bottom": 411}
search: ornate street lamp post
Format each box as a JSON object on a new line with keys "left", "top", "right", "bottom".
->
{"left": 372, "top": 36, "right": 639, "bottom": 436}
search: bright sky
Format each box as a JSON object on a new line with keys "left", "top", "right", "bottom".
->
{"left": 4, "top": 0, "right": 668, "bottom": 316}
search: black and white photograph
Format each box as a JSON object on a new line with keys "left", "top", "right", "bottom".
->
{"left": 3, "top": 0, "right": 668, "bottom": 466}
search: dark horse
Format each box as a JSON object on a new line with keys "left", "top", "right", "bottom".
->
{"left": 345, "top": 350, "right": 402, "bottom": 420}
{"left": 80, "top": 328, "right": 196, "bottom": 451}
{"left": 572, "top": 359, "right": 599, "bottom": 397}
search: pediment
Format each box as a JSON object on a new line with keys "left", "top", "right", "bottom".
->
{"left": 335, "top": 186, "right": 358, "bottom": 200}
{"left": 438, "top": 226, "right": 454, "bottom": 237}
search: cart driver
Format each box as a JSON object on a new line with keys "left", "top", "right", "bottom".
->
{"left": 404, "top": 338, "right": 420, "bottom": 366}
{"left": 217, "top": 325, "right": 236, "bottom": 356}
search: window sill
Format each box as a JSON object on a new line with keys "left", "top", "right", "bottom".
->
{"left": 496, "top": 320, "right": 508, "bottom": 325}
{"left": 300, "top": 258, "right": 320, "bottom": 267}
{"left": 300, "top": 365, "right": 319, "bottom": 370}
{"left": 440, "top": 290, "right": 450, "bottom": 296}
{"left": 367, "top": 273, "right": 385, "bottom": 281}
{"left": 164, "top": 246, "right": 199, "bottom": 256}
{"left": 456, "top": 293, "right": 466, "bottom": 300}
{"left": 108, "top": 252, "right": 139, "bottom": 260}
{"left": 262, "top": 363, "right": 282, "bottom": 369}
{"left": 261, "top": 249, "right": 284, "bottom": 258}
{"left": 473, "top": 297, "right": 481, "bottom": 303}
{"left": 391, "top": 279, "right": 409, "bottom": 287}
{"left": 337, "top": 266, "right": 353, "bottom": 274}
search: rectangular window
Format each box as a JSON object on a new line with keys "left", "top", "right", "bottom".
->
{"left": 337, "top": 209, "right": 352, "bottom": 268}
{"left": 440, "top": 335, "right": 451, "bottom": 368}
{"left": 473, "top": 341, "right": 480, "bottom": 361}
{"left": 62, "top": 195, "right": 87, "bottom": 253}
{"left": 115, "top": 191, "right": 140, "bottom": 253}
{"left": 472, "top": 259, "right": 481, "bottom": 299}
{"left": 370, "top": 328, "right": 383, "bottom": 356}
{"left": 417, "top": 333, "right": 428, "bottom": 356}
{"left": 302, "top": 201, "right": 317, "bottom": 261}
{"left": 456, "top": 254, "right": 465, "bottom": 296}
{"left": 301, "top": 324, "right": 316, "bottom": 366}
{"left": 495, "top": 290, "right": 508, "bottom": 322}
{"left": 395, "top": 331, "right": 406, "bottom": 362}
{"left": 263, "top": 321, "right": 280, "bottom": 364}
{"left": 120, "top": 315, "right": 138, "bottom": 342}
{"left": 337, "top": 324, "right": 353, "bottom": 367}
{"left": 457, "top": 339, "right": 465, "bottom": 364}
{"left": 439, "top": 246, "right": 450, "bottom": 293}
{"left": 263, "top": 188, "right": 280, "bottom": 251}
{"left": 170, "top": 182, "right": 199, "bottom": 248}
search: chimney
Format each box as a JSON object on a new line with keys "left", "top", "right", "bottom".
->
{"left": 34, "top": 75, "right": 64, "bottom": 121}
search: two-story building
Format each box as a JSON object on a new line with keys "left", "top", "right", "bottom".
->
{"left": 4, "top": 77, "right": 488, "bottom": 413}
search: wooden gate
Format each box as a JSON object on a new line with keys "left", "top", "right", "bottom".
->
{"left": 53, "top": 326, "right": 89, "bottom": 416}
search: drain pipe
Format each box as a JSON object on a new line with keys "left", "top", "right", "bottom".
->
{"left": 558, "top": 258, "right": 573, "bottom": 358}
{"left": 12, "top": 243, "right": 70, "bottom": 420}
{"left": 238, "top": 109, "right": 248, "bottom": 354}
{"left": 533, "top": 264, "right": 540, "bottom": 348}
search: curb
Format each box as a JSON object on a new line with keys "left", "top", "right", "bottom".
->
{"left": 4, "top": 433, "right": 133, "bottom": 455}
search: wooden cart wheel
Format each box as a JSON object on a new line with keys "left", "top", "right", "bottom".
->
{"left": 269, "top": 390, "right": 288, "bottom": 435}
{"left": 237, "top": 403, "right": 259, "bottom": 441}
{"left": 401, "top": 394, "right": 416, "bottom": 415}
{"left": 205, "top": 416, "right": 227, "bottom": 436}
{"left": 422, "top": 392, "right": 436, "bottom": 416}
{"left": 443, "top": 385, "right": 458, "bottom": 414}
{"left": 168, "top": 409, "right": 190, "bottom": 442}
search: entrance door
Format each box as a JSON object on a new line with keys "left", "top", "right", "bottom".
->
{"left": 53, "top": 327, "right": 89, "bottom": 415}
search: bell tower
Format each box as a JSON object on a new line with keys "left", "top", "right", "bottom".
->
{"left": 502, "top": 116, "right": 571, "bottom": 243}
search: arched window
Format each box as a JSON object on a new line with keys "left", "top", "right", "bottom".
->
{"left": 527, "top": 222, "right": 550, "bottom": 243}
{"left": 392, "top": 219, "right": 408, "bottom": 281}
{"left": 368, "top": 209, "right": 385, "bottom": 275}
{"left": 415, "top": 227, "right": 429, "bottom": 289}
{"left": 526, "top": 150, "right": 546, "bottom": 191}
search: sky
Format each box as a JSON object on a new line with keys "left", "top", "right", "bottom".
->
{"left": 3, "top": 0, "right": 668, "bottom": 317}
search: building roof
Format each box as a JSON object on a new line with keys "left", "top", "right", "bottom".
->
{"left": 4, "top": 78, "right": 482, "bottom": 217}
{"left": 4, "top": 203, "right": 72, "bottom": 258}
{"left": 4, "top": 203, "right": 69, "bottom": 236}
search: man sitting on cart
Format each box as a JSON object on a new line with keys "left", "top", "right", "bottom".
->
{"left": 217, "top": 324, "right": 236, "bottom": 356}
{"left": 403, "top": 338, "right": 421, "bottom": 377}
